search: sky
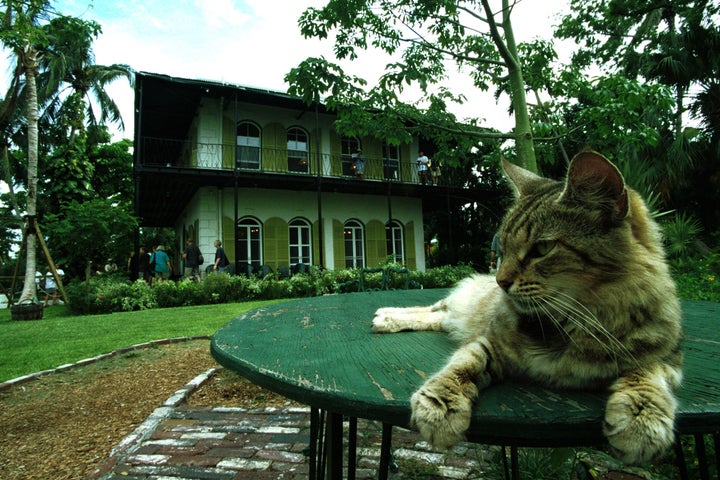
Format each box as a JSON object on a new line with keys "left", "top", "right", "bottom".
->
{"left": 2, "top": 0, "right": 571, "bottom": 141}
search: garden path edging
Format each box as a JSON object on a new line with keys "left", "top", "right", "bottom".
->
{"left": 0, "top": 335, "right": 211, "bottom": 391}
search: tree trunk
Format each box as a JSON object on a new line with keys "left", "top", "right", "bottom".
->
{"left": 500, "top": 1, "right": 536, "bottom": 173}
{"left": 482, "top": 0, "right": 537, "bottom": 173}
{"left": 18, "top": 46, "right": 39, "bottom": 304}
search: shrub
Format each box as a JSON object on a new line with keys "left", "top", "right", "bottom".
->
{"left": 672, "top": 254, "right": 720, "bottom": 302}
{"left": 413, "top": 263, "right": 477, "bottom": 289}
{"left": 201, "top": 272, "right": 234, "bottom": 304}
{"left": 153, "top": 281, "right": 181, "bottom": 308}
{"left": 63, "top": 265, "right": 479, "bottom": 315}
{"left": 121, "top": 280, "right": 157, "bottom": 311}
{"left": 227, "top": 274, "right": 261, "bottom": 301}
{"left": 288, "top": 273, "right": 315, "bottom": 297}
{"left": 258, "top": 276, "right": 292, "bottom": 299}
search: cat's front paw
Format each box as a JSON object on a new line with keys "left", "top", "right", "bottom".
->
{"left": 372, "top": 309, "right": 402, "bottom": 333}
{"left": 410, "top": 380, "right": 476, "bottom": 449}
{"left": 603, "top": 390, "right": 675, "bottom": 464}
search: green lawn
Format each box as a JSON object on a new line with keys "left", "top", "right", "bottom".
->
{"left": 0, "top": 300, "right": 285, "bottom": 382}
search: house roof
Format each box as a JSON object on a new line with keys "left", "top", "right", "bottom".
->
{"left": 135, "top": 71, "right": 329, "bottom": 143}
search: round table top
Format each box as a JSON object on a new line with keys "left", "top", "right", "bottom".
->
{"left": 211, "top": 289, "right": 720, "bottom": 446}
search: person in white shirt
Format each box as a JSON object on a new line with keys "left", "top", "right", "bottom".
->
{"left": 44, "top": 267, "right": 64, "bottom": 306}
{"left": 417, "top": 151, "right": 430, "bottom": 185}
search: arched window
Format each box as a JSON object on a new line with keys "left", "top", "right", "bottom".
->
{"left": 236, "top": 122, "right": 261, "bottom": 170}
{"left": 289, "top": 218, "right": 312, "bottom": 265}
{"left": 237, "top": 217, "right": 262, "bottom": 269}
{"left": 344, "top": 220, "right": 365, "bottom": 268}
{"left": 287, "top": 127, "right": 309, "bottom": 173}
{"left": 385, "top": 221, "right": 404, "bottom": 263}
{"left": 382, "top": 142, "right": 400, "bottom": 180}
{"left": 341, "top": 137, "right": 361, "bottom": 177}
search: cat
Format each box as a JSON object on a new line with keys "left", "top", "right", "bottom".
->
{"left": 372, "top": 150, "right": 683, "bottom": 465}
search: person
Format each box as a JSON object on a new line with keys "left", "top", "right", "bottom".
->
{"left": 430, "top": 158, "right": 442, "bottom": 185}
{"left": 490, "top": 232, "right": 502, "bottom": 273}
{"left": 182, "top": 239, "right": 202, "bottom": 281}
{"left": 353, "top": 149, "right": 365, "bottom": 180}
{"left": 104, "top": 258, "right": 117, "bottom": 273}
{"left": 129, "top": 246, "right": 151, "bottom": 283}
{"left": 212, "top": 240, "right": 230, "bottom": 273}
{"left": 153, "top": 245, "right": 172, "bottom": 283}
{"left": 44, "top": 266, "right": 64, "bottom": 306}
{"left": 416, "top": 151, "right": 430, "bottom": 185}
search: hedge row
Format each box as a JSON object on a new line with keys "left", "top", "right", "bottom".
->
{"left": 64, "top": 264, "right": 478, "bottom": 315}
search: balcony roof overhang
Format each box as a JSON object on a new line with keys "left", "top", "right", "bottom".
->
{"left": 135, "top": 71, "right": 329, "bottom": 142}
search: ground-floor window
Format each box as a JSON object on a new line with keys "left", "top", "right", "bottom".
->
{"left": 386, "top": 220, "right": 404, "bottom": 263}
{"left": 289, "top": 218, "right": 312, "bottom": 265}
{"left": 237, "top": 217, "right": 262, "bottom": 269}
{"left": 344, "top": 220, "right": 365, "bottom": 268}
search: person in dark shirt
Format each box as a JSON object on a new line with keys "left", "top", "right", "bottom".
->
{"left": 213, "top": 240, "right": 230, "bottom": 273}
{"left": 182, "top": 239, "right": 202, "bottom": 281}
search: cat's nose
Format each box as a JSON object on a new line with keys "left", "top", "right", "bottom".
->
{"left": 496, "top": 277, "right": 512, "bottom": 292}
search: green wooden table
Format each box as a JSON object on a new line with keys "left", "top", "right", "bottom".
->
{"left": 211, "top": 289, "right": 720, "bottom": 479}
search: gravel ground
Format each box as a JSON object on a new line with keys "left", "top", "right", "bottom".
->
{"left": 0, "top": 340, "right": 296, "bottom": 480}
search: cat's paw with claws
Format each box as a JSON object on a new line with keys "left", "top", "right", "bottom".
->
{"left": 410, "top": 380, "right": 476, "bottom": 449}
{"left": 603, "top": 390, "right": 675, "bottom": 464}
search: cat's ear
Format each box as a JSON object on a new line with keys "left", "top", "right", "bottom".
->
{"left": 561, "top": 151, "right": 629, "bottom": 218}
{"left": 501, "top": 156, "right": 541, "bottom": 196}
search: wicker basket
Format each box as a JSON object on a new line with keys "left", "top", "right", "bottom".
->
{"left": 11, "top": 302, "right": 44, "bottom": 321}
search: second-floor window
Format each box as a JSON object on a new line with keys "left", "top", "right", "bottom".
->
{"left": 236, "top": 122, "right": 261, "bottom": 170}
{"left": 383, "top": 142, "right": 400, "bottom": 180}
{"left": 289, "top": 218, "right": 312, "bottom": 265}
{"left": 344, "top": 220, "right": 365, "bottom": 268}
{"left": 287, "top": 127, "right": 309, "bottom": 173}
{"left": 341, "top": 137, "right": 361, "bottom": 177}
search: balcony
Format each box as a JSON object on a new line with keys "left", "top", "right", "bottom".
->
{"left": 137, "top": 137, "right": 428, "bottom": 184}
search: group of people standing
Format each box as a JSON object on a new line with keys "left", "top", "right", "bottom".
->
{"left": 416, "top": 151, "right": 441, "bottom": 185}
{"left": 353, "top": 148, "right": 442, "bottom": 185}
{"left": 128, "top": 239, "right": 231, "bottom": 284}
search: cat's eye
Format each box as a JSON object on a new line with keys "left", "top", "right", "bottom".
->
{"left": 531, "top": 240, "right": 557, "bottom": 258}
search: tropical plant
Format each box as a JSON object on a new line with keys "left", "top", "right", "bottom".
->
{"left": 0, "top": 0, "right": 52, "bottom": 304}
{"left": 287, "top": 0, "right": 541, "bottom": 172}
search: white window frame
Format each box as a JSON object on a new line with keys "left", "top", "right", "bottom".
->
{"left": 289, "top": 218, "right": 312, "bottom": 265}
{"left": 344, "top": 220, "right": 365, "bottom": 268}
{"left": 385, "top": 221, "right": 405, "bottom": 264}
{"left": 237, "top": 217, "right": 263, "bottom": 268}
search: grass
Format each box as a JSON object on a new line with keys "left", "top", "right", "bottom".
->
{"left": 0, "top": 299, "right": 286, "bottom": 382}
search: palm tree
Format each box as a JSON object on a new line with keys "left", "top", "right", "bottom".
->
{"left": 38, "top": 15, "right": 132, "bottom": 137}
{"left": 0, "top": 0, "right": 51, "bottom": 305}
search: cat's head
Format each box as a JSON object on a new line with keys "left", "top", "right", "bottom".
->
{"left": 495, "top": 151, "right": 662, "bottom": 314}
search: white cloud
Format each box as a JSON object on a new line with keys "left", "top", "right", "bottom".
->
{"left": 1, "top": 0, "right": 570, "bottom": 141}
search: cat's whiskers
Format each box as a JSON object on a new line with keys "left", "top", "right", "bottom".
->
{"left": 542, "top": 289, "right": 637, "bottom": 367}
{"left": 527, "top": 296, "right": 575, "bottom": 345}
{"left": 539, "top": 294, "right": 620, "bottom": 362}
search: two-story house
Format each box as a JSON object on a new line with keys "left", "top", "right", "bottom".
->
{"left": 133, "top": 71, "right": 489, "bottom": 275}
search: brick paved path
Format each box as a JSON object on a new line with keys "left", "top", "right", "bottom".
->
{"left": 91, "top": 369, "right": 491, "bottom": 479}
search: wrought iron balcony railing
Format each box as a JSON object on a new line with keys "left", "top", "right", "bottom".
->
{"left": 138, "top": 137, "right": 435, "bottom": 184}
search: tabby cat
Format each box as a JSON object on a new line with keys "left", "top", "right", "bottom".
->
{"left": 372, "top": 151, "right": 683, "bottom": 464}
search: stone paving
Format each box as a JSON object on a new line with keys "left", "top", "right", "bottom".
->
{"left": 90, "top": 369, "right": 493, "bottom": 480}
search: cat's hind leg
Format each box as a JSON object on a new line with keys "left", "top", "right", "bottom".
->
{"left": 603, "top": 363, "right": 682, "bottom": 464}
{"left": 372, "top": 301, "right": 447, "bottom": 333}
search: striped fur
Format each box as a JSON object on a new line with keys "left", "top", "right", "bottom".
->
{"left": 372, "top": 151, "right": 682, "bottom": 464}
